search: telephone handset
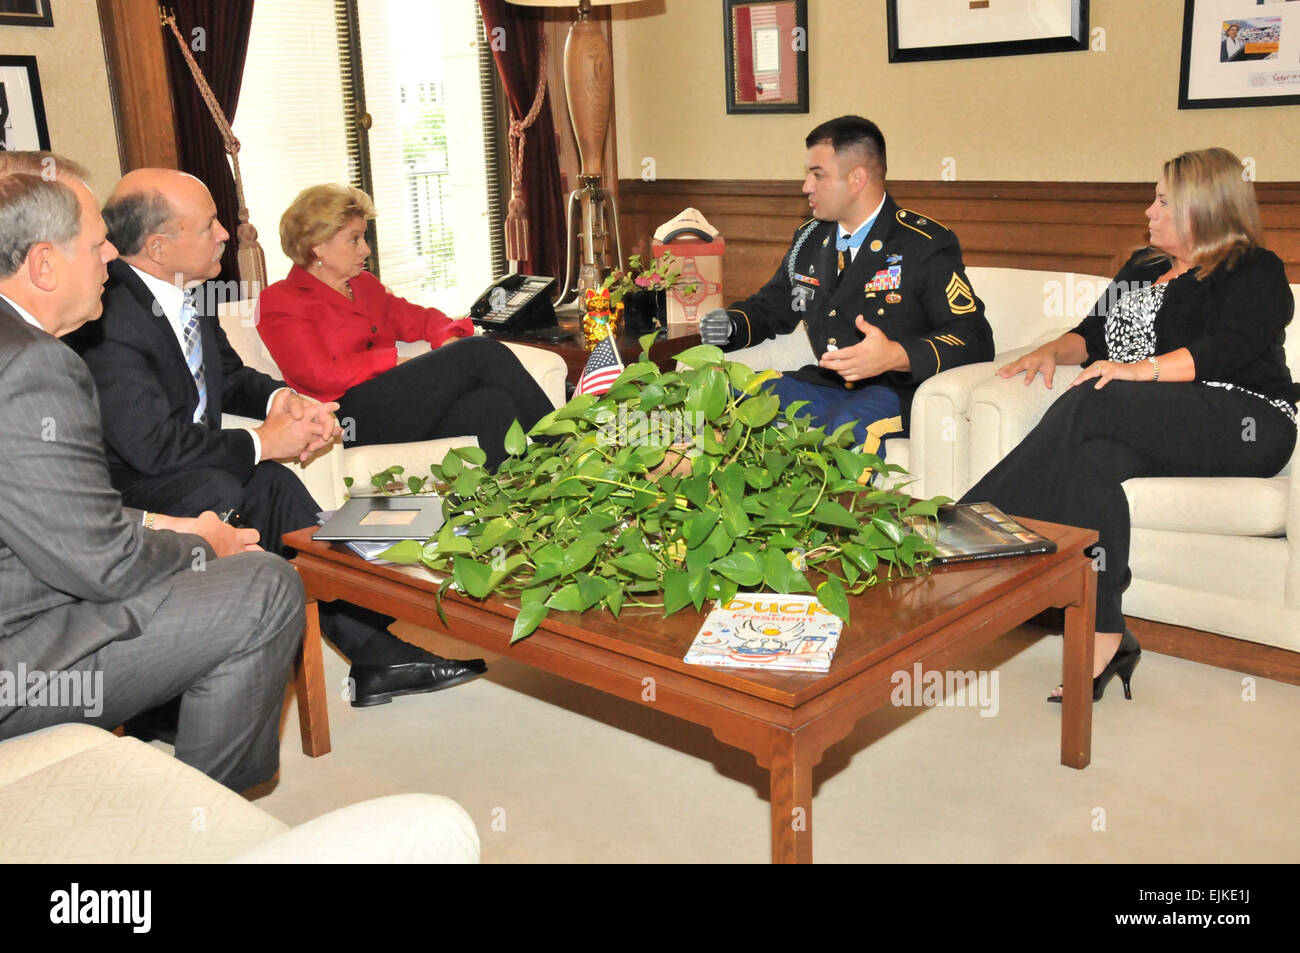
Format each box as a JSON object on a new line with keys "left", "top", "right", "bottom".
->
{"left": 469, "top": 273, "right": 558, "bottom": 333}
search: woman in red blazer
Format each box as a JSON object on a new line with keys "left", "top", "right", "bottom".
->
{"left": 256, "top": 184, "right": 553, "bottom": 468}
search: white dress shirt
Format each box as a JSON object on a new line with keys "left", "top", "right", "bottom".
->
{"left": 837, "top": 193, "right": 887, "bottom": 265}
{"left": 0, "top": 293, "right": 46, "bottom": 332}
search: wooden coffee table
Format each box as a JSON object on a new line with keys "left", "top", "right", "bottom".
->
{"left": 285, "top": 517, "right": 1097, "bottom": 863}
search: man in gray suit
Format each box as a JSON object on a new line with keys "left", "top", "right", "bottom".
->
{"left": 0, "top": 151, "right": 305, "bottom": 792}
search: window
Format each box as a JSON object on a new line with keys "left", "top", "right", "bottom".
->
{"left": 234, "top": 0, "right": 502, "bottom": 313}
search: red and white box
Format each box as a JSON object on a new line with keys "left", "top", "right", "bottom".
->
{"left": 652, "top": 235, "right": 725, "bottom": 329}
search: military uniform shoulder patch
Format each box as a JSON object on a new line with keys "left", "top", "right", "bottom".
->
{"left": 945, "top": 272, "right": 977, "bottom": 315}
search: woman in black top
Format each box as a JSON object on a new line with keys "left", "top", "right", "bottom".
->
{"left": 962, "top": 147, "right": 1298, "bottom": 702}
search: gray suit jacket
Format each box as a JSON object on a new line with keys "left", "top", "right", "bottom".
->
{"left": 0, "top": 300, "right": 211, "bottom": 700}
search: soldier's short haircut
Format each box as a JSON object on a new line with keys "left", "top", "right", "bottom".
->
{"left": 0, "top": 152, "right": 88, "bottom": 279}
{"left": 102, "top": 189, "right": 177, "bottom": 257}
{"left": 805, "top": 116, "right": 887, "bottom": 179}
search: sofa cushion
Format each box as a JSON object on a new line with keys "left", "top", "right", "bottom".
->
{"left": 1125, "top": 475, "right": 1289, "bottom": 537}
{"left": 0, "top": 725, "right": 287, "bottom": 863}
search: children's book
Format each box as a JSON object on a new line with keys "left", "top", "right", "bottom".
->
{"left": 684, "top": 593, "right": 843, "bottom": 673}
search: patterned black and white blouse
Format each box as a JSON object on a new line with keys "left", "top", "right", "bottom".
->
{"left": 1104, "top": 281, "right": 1297, "bottom": 424}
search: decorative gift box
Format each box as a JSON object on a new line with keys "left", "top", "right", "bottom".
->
{"left": 650, "top": 236, "right": 726, "bottom": 328}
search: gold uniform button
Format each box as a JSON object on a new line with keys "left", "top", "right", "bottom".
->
{"left": 828, "top": 309, "right": 837, "bottom": 317}
{"left": 877, "top": 308, "right": 885, "bottom": 316}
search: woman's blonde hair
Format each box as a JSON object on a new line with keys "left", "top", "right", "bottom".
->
{"left": 1161, "top": 147, "right": 1261, "bottom": 278}
{"left": 279, "top": 184, "right": 376, "bottom": 267}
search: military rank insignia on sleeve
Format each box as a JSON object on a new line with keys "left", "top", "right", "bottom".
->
{"left": 946, "top": 272, "right": 976, "bottom": 314}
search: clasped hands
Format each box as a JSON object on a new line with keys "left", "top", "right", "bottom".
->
{"left": 255, "top": 389, "right": 343, "bottom": 462}
{"left": 818, "top": 316, "right": 908, "bottom": 382}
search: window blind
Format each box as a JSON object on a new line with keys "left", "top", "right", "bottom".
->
{"left": 232, "top": 0, "right": 351, "bottom": 287}
{"left": 235, "top": 0, "right": 499, "bottom": 313}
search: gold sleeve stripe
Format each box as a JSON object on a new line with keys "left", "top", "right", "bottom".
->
{"left": 935, "top": 334, "right": 965, "bottom": 346}
{"left": 856, "top": 415, "right": 905, "bottom": 473}
{"left": 730, "top": 309, "right": 753, "bottom": 348}
{"left": 926, "top": 338, "right": 941, "bottom": 374}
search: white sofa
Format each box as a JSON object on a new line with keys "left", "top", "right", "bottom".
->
{"left": 725, "top": 266, "right": 1300, "bottom": 669}
{"left": 0, "top": 724, "right": 479, "bottom": 863}
{"left": 215, "top": 297, "right": 569, "bottom": 509}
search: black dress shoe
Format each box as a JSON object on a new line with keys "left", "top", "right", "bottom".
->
{"left": 349, "top": 657, "right": 488, "bottom": 707}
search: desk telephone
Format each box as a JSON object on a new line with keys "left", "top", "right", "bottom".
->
{"left": 469, "top": 273, "right": 557, "bottom": 333}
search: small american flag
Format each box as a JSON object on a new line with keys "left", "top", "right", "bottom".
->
{"left": 574, "top": 333, "right": 625, "bottom": 396}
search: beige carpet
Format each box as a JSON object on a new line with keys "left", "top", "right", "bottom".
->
{"left": 255, "top": 621, "right": 1300, "bottom": 863}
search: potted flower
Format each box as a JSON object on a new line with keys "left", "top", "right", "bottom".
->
{"left": 602, "top": 252, "right": 698, "bottom": 333}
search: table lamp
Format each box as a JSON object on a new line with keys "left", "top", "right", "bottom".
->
{"left": 506, "top": 0, "right": 643, "bottom": 306}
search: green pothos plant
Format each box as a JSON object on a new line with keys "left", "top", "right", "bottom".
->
{"left": 366, "top": 336, "right": 947, "bottom": 643}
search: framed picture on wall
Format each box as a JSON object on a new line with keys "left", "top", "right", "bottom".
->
{"left": 1178, "top": 0, "right": 1300, "bottom": 109}
{"left": 887, "top": 0, "right": 1089, "bottom": 63}
{"left": 0, "top": 1, "right": 54, "bottom": 29}
{"left": 0, "top": 56, "right": 51, "bottom": 151}
{"left": 724, "top": 0, "right": 809, "bottom": 114}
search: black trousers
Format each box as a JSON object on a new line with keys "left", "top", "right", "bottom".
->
{"left": 960, "top": 382, "right": 1296, "bottom": 632}
{"left": 120, "top": 462, "right": 390, "bottom": 661}
{"left": 335, "top": 336, "right": 555, "bottom": 469}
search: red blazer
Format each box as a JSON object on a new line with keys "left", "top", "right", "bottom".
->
{"left": 256, "top": 265, "right": 475, "bottom": 401}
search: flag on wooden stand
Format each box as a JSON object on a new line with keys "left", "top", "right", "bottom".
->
{"left": 574, "top": 333, "right": 625, "bottom": 396}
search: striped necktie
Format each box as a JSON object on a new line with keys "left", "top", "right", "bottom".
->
{"left": 179, "top": 291, "right": 208, "bottom": 425}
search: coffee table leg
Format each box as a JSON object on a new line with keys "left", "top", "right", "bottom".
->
{"left": 295, "top": 599, "right": 332, "bottom": 758}
{"left": 1060, "top": 568, "right": 1096, "bottom": 769}
{"left": 769, "top": 729, "right": 813, "bottom": 863}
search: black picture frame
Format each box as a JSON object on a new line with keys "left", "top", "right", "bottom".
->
{"left": 724, "top": 0, "right": 809, "bottom": 115}
{"left": 0, "top": 1, "right": 53, "bottom": 29}
{"left": 887, "top": 0, "right": 1088, "bottom": 63}
{"left": 1177, "top": 0, "right": 1300, "bottom": 110}
{"left": 0, "top": 55, "right": 51, "bottom": 151}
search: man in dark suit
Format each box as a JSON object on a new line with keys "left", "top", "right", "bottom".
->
{"left": 0, "top": 152, "right": 304, "bottom": 791}
{"left": 701, "top": 116, "right": 994, "bottom": 455}
{"left": 70, "top": 169, "right": 484, "bottom": 706}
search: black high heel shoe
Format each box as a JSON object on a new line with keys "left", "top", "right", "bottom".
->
{"left": 1048, "top": 627, "right": 1141, "bottom": 703}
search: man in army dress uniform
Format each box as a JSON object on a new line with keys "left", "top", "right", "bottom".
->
{"left": 701, "top": 115, "right": 994, "bottom": 454}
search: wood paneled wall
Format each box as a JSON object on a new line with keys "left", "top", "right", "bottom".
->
{"left": 619, "top": 179, "right": 1300, "bottom": 300}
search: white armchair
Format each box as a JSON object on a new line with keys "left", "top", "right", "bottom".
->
{"left": 0, "top": 724, "right": 479, "bottom": 863}
{"left": 215, "top": 297, "right": 568, "bottom": 508}
{"left": 960, "top": 285, "right": 1300, "bottom": 662}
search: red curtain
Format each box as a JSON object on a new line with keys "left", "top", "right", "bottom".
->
{"left": 159, "top": 0, "right": 256, "bottom": 285}
{"left": 478, "top": 0, "right": 566, "bottom": 280}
